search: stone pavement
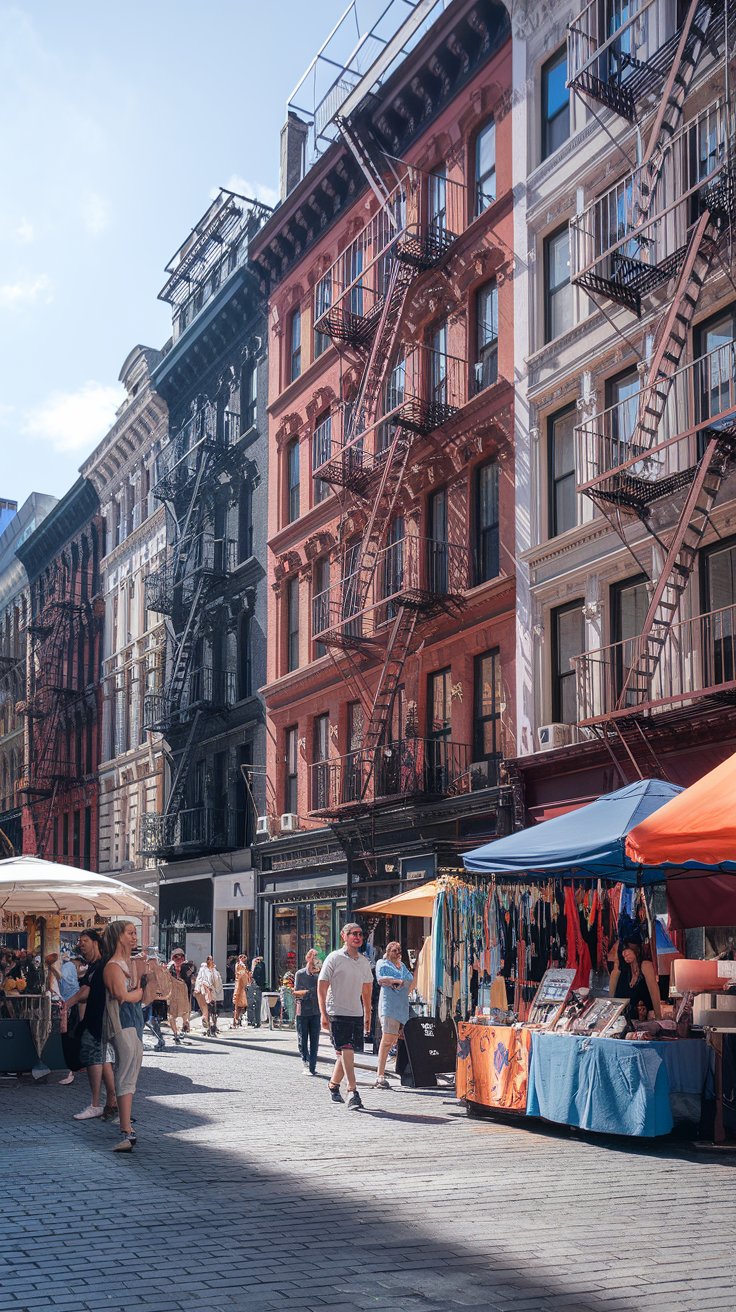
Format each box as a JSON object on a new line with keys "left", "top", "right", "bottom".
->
{"left": 0, "top": 1024, "right": 733, "bottom": 1312}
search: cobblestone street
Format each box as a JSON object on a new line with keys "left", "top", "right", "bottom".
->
{"left": 1, "top": 1027, "right": 734, "bottom": 1312}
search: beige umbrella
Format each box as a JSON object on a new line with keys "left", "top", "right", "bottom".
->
{"left": 0, "top": 856, "right": 155, "bottom": 922}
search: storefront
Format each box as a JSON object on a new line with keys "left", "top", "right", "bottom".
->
{"left": 158, "top": 875, "right": 213, "bottom": 965}
{"left": 212, "top": 869, "right": 255, "bottom": 974}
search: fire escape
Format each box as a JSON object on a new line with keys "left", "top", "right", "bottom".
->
{"left": 307, "top": 132, "right": 479, "bottom": 861}
{"left": 567, "top": 0, "right": 736, "bottom": 773}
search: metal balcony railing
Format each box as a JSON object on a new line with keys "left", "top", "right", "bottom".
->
{"left": 570, "top": 103, "right": 733, "bottom": 315}
{"left": 576, "top": 339, "right": 736, "bottom": 509}
{"left": 313, "top": 168, "right": 467, "bottom": 349}
{"left": 312, "top": 536, "right": 470, "bottom": 647}
{"left": 572, "top": 601, "right": 736, "bottom": 724}
{"left": 153, "top": 406, "right": 240, "bottom": 502}
{"left": 567, "top": 0, "right": 684, "bottom": 122}
{"left": 309, "top": 738, "right": 471, "bottom": 812}
{"left": 139, "top": 806, "right": 241, "bottom": 857}
{"left": 311, "top": 346, "right": 468, "bottom": 495}
{"left": 144, "top": 536, "right": 237, "bottom": 616}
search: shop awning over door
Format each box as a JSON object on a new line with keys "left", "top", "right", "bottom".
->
{"left": 360, "top": 881, "right": 438, "bottom": 917}
{"left": 463, "top": 779, "right": 683, "bottom": 882}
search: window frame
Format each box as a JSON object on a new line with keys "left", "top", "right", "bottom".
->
{"left": 474, "top": 119, "right": 496, "bottom": 217}
{"left": 473, "top": 649, "right": 502, "bottom": 781}
{"left": 286, "top": 438, "right": 300, "bottom": 525}
{"left": 289, "top": 306, "right": 302, "bottom": 382}
{"left": 474, "top": 280, "right": 498, "bottom": 394}
{"left": 551, "top": 599, "right": 584, "bottom": 725}
{"left": 284, "top": 726, "right": 298, "bottom": 816}
{"left": 286, "top": 576, "right": 300, "bottom": 673}
{"left": 544, "top": 225, "right": 572, "bottom": 344}
{"left": 314, "top": 274, "right": 332, "bottom": 358}
{"left": 474, "top": 459, "right": 500, "bottom": 585}
{"left": 547, "top": 403, "right": 578, "bottom": 539}
{"left": 541, "top": 47, "right": 570, "bottom": 161}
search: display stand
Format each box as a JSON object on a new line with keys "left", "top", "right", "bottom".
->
{"left": 396, "top": 1016, "right": 457, "bottom": 1087}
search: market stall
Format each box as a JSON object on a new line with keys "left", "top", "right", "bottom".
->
{"left": 0, "top": 857, "right": 154, "bottom": 1075}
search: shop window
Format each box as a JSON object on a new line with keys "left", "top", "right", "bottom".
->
{"left": 548, "top": 404, "right": 578, "bottom": 538}
{"left": 552, "top": 601, "right": 584, "bottom": 725}
{"left": 473, "top": 650, "right": 501, "bottom": 785}
{"left": 312, "top": 712, "right": 329, "bottom": 810}
{"left": 544, "top": 225, "right": 571, "bottom": 342}
{"left": 541, "top": 48, "right": 570, "bottom": 161}
{"left": 286, "top": 577, "right": 299, "bottom": 673}
{"left": 314, "top": 274, "right": 331, "bottom": 358}
{"left": 289, "top": 307, "right": 301, "bottom": 382}
{"left": 284, "top": 726, "right": 298, "bottom": 815}
{"left": 286, "top": 439, "right": 300, "bottom": 524}
{"left": 475, "top": 120, "right": 496, "bottom": 216}
{"left": 474, "top": 280, "right": 498, "bottom": 394}
{"left": 474, "top": 460, "right": 499, "bottom": 585}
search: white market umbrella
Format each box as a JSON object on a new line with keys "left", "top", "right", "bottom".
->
{"left": 0, "top": 856, "right": 155, "bottom": 921}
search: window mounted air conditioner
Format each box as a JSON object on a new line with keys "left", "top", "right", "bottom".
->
{"left": 537, "top": 723, "right": 573, "bottom": 751}
{"left": 280, "top": 813, "right": 299, "bottom": 834}
{"left": 256, "top": 815, "right": 271, "bottom": 838}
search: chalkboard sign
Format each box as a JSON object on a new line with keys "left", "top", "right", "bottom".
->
{"left": 396, "top": 1015, "right": 457, "bottom": 1088}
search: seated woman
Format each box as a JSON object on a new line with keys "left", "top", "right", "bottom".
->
{"left": 609, "top": 937, "right": 661, "bottom": 1022}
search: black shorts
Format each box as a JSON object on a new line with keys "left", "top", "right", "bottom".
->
{"left": 329, "top": 1015, "right": 365, "bottom": 1053}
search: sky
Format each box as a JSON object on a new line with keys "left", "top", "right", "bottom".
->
{"left": 0, "top": 0, "right": 348, "bottom": 508}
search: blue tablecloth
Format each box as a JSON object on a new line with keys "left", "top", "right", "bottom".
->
{"left": 527, "top": 1034, "right": 712, "bottom": 1138}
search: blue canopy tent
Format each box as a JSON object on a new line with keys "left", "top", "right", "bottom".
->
{"left": 463, "top": 779, "right": 683, "bottom": 883}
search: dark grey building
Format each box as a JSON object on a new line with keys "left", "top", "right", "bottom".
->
{"left": 140, "top": 188, "right": 271, "bottom": 967}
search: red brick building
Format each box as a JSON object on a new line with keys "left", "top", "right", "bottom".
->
{"left": 17, "top": 478, "right": 104, "bottom": 869}
{"left": 250, "top": 0, "right": 517, "bottom": 981}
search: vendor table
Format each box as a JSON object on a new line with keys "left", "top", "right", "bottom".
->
{"left": 0, "top": 995, "right": 67, "bottom": 1074}
{"left": 456, "top": 1022, "right": 531, "bottom": 1113}
{"left": 527, "top": 1032, "right": 713, "bottom": 1138}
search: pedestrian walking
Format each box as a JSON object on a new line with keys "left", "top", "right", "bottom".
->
{"left": 102, "top": 920, "right": 147, "bottom": 1152}
{"left": 167, "top": 948, "right": 195, "bottom": 1041}
{"left": 318, "top": 924, "right": 373, "bottom": 1110}
{"left": 67, "top": 930, "right": 117, "bottom": 1119}
{"left": 293, "top": 949, "right": 321, "bottom": 1075}
{"left": 248, "top": 955, "right": 266, "bottom": 1027}
{"left": 374, "top": 941, "right": 415, "bottom": 1089}
{"left": 194, "top": 956, "right": 223, "bottom": 1036}
{"left": 232, "top": 954, "right": 252, "bottom": 1028}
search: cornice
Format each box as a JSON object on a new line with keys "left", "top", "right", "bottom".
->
{"left": 101, "top": 505, "right": 166, "bottom": 571}
{"left": 82, "top": 393, "right": 167, "bottom": 495}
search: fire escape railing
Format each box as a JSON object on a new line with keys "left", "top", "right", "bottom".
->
{"left": 144, "top": 535, "right": 237, "bottom": 616}
{"left": 572, "top": 600, "right": 736, "bottom": 722}
{"left": 140, "top": 806, "right": 241, "bottom": 857}
{"left": 309, "top": 738, "right": 471, "bottom": 813}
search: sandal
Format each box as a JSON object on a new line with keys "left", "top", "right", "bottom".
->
{"left": 113, "top": 1131, "right": 136, "bottom": 1152}
{"left": 101, "top": 1104, "right": 118, "bottom": 1121}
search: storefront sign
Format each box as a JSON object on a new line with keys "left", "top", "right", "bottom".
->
{"left": 396, "top": 1015, "right": 457, "bottom": 1088}
{"left": 401, "top": 854, "right": 436, "bottom": 884}
{"left": 213, "top": 872, "right": 255, "bottom": 911}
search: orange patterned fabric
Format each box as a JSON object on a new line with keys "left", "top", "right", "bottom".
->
{"left": 456, "top": 1022, "right": 531, "bottom": 1112}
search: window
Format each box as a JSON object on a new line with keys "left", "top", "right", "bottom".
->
{"left": 284, "top": 727, "right": 298, "bottom": 815}
{"left": 428, "top": 165, "right": 447, "bottom": 236}
{"left": 347, "top": 246, "right": 363, "bottom": 317}
{"left": 428, "top": 487, "right": 448, "bottom": 593}
{"left": 344, "top": 702, "right": 364, "bottom": 803}
{"left": 702, "top": 537, "right": 736, "bottom": 683}
{"left": 475, "top": 461, "right": 499, "bottom": 584}
{"left": 695, "top": 306, "right": 736, "bottom": 433}
{"left": 430, "top": 321, "right": 448, "bottom": 405}
{"left": 312, "top": 412, "right": 331, "bottom": 505}
{"left": 238, "top": 480, "right": 253, "bottom": 562}
{"left": 475, "top": 120, "right": 496, "bottom": 215}
{"left": 544, "top": 226, "right": 572, "bottom": 342}
{"left": 541, "top": 48, "right": 570, "bottom": 160}
{"left": 286, "top": 439, "right": 300, "bottom": 524}
{"left": 241, "top": 359, "right": 257, "bottom": 432}
{"left": 289, "top": 307, "right": 301, "bottom": 382}
{"left": 426, "top": 667, "right": 452, "bottom": 792}
{"left": 342, "top": 538, "right": 362, "bottom": 639}
{"left": 475, "top": 280, "right": 498, "bottom": 393}
{"left": 314, "top": 275, "right": 331, "bottom": 358}
{"left": 548, "top": 405, "right": 578, "bottom": 537}
{"left": 383, "top": 515, "right": 405, "bottom": 618}
{"left": 606, "top": 366, "right": 640, "bottom": 452}
{"left": 612, "top": 574, "right": 649, "bottom": 704}
{"left": 473, "top": 650, "right": 501, "bottom": 784}
{"left": 286, "top": 577, "right": 299, "bottom": 673}
{"left": 312, "top": 556, "right": 329, "bottom": 658}
{"left": 238, "top": 611, "right": 252, "bottom": 700}
{"left": 552, "top": 602, "right": 584, "bottom": 725}
{"left": 312, "top": 712, "right": 329, "bottom": 810}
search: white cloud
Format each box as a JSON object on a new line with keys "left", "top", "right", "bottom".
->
{"left": 15, "top": 219, "right": 35, "bottom": 244}
{"left": 23, "top": 382, "right": 123, "bottom": 455}
{"left": 81, "top": 192, "right": 111, "bottom": 237}
{"left": 0, "top": 274, "right": 52, "bottom": 309}
{"left": 215, "top": 174, "right": 279, "bottom": 209}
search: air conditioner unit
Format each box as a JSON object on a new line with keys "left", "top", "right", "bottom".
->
{"left": 538, "top": 723, "right": 573, "bottom": 751}
{"left": 280, "top": 813, "right": 299, "bottom": 834}
{"left": 255, "top": 815, "right": 271, "bottom": 838}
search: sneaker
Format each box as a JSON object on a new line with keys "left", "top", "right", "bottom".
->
{"left": 346, "top": 1090, "right": 363, "bottom": 1111}
{"left": 328, "top": 1083, "right": 344, "bottom": 1104}
{"left": 73, "top": 1104, "right": 104, "bottom": 1120}
{"left": 372, "top": 1078, "right": 390, "bottom": 1090}
{"left": 302, "top": 1065, "right": 311, "bottom": 1076}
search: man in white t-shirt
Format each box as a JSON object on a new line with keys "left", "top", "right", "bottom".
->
{"left": 318, "top": 923, "right": 373, "bottom": 1110}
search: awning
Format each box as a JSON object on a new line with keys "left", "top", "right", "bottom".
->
{"left": 360, "top": 880, "right": 438, "bottom": 917}
{"left": 0, "top": 856, "right": 155, "bottom": 922}
{"left": 463, "top": 779, "right": 683, "bottom": 882}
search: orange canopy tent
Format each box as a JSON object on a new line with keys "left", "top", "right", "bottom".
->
{"left": 360, "top": 880, "right": 438, "bottom": 918}
{"left": 626, "top": 753, "right": 736, "bottom": 929}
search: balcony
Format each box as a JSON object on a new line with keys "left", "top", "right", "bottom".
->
{"left": 576, "top": 340, "right": 736, "bottom": 512}
{"left": 570, "top": 103, "right": 733, "bottom": 315}
{"left": 567, "top": 0, "right": 693, "bottom": 122}
{"left": 573, "top": 601, "right": 736, "bottom": 725}
{"left": 153, "top": 406, "right": 240, "bottom": 503}
{"left": 139, "top": 806, "right": 240, "bottom": 858}
{"left": 144, "top": 536, "right": 237, "bottom": 616}
{"left": 143, "top": 667, "right": 236, "bottom": 733}
{"left": 311, "top": 345, "right": 467, "bottom": 496}
{"left": 309, "top": 738, "right": 471, "bottom": 814}
{"left": 312, "top": 536, "right": 470, "bottom": 650}
{"left": 313, "top": 168, "right": 467, "bottom": 350}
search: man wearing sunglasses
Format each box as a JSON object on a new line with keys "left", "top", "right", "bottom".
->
{"left": 318, "top": 923, "right": 373, "bottom": 1110}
